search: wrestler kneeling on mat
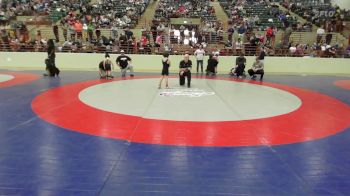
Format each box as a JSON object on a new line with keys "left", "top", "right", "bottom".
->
{"left": 230, "top": 52, "right": 246, "bottom": 78}
{"left": 206, "top": 54, "right": 219, "bottom": 76}
{"left": 179, "top": 54, "right": 192, "bottom": 88}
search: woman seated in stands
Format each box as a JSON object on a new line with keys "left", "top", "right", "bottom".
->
{"left": 325, "top": 46, "right": 337, "bottom": 58}
{"left": 248, "top": 58, "right": 264, "bottom": 80}
{"left": 225, "top": 40, "right": 232, "bottom": 48}
{"left": 290, "top": 44, "right": 303, "bottom": 56}
{"left": 250, "top": 34, "right": 260, "bottom": 46}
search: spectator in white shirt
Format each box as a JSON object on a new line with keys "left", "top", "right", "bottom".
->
{"left": 316, "top": 27, "right": 325, "bottom": 43}
{"left": 194, "top": 45, "right": 205, "bottom": 73}
{"left": 184, "top": 28, "right": 190, "bottom": 37}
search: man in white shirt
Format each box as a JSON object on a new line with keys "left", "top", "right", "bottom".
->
{"left": 316, "top": 27, "right": 325, "bottom": 43}
{"left": 194, "top": 45, "right": 205, "bottom": 73}
{"left": 183, "top": 38, "right": 189, "bottom": 45}
{"left": 184, "top": 28, "right": 189, "bottom": 37}
{"left": 248, "top": 58, "right": 264, "bottom": 80}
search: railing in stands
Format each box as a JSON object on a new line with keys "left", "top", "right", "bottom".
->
{"left": 0, "top": 42, "right": 347, "bottom": 58}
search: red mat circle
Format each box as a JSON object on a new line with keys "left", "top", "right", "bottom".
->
{"left": 334, "top": 80, "right": 350, "bottom": 90}
{"left": 32, "top": 76, "right": 350, "bottom": 147}
{"left": 0, "top": 72, "right": 40, "bottom": 88}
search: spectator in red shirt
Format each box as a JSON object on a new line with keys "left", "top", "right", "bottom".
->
{"left": 140, "top": 35, "right": 148, "bottom": 47}
{"left": 178, "top": 5, "right": 185, "bottom": 14}
{"left": 265, "top": 26, "right": 275, "bottom": 46}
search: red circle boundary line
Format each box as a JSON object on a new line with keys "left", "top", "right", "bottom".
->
{"left": 0, "top": 72, "right": 40, "bottom": 88}
{"left": 32, "top": 76, "right": 350, "bottom": 147}
{"left": 334, "top": 80, "right": 350, "bottom": 90}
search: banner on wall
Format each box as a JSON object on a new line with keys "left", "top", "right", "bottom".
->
{"left": 312, "top": 9, "right": 336, "bottom": 18}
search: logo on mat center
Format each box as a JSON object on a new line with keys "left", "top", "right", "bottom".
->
{"left": 159, "top": 88, "right": 215, "bottom": 97}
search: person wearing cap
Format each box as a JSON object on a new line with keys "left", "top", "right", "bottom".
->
{"left": 116, "top": 50, "right": 134, "bottom": 77}
{"left": 179, "top": 54, "right": 192, "bottom": 88}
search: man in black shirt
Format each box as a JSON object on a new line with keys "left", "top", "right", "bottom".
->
{"left": 206, "top": 54, "right": 219, "bottom": 76}
{"left": 179, "top": 54, "right": 192, "bottom": 88}
{"left": 116, "top": 50, "right": 134, "bottom": 77}
{"left": 231, "top": 52, "right": 246, "bottom": 77}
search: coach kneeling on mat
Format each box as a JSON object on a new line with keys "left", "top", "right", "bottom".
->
{"left": 179, "top": 54, "right": 192, "bottom": 88}
{"left": 248, "top": 58, "right": 264, "bottom": 80}
{"left": 116, "top": 50, "right": 134, "bottom": 77}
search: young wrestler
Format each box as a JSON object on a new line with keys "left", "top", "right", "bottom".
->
{"left": 159, "top": 52, "right": 171, "bottom": 89}
{"left": 103, "top": 53, "right": 114, "bottom": 79}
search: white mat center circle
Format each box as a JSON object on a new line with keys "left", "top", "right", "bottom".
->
{"left": 79, "top": 78, "right": 302, "bottom": 122}
{"left": 0, "top": 74, "right": 14, "bottom": 83}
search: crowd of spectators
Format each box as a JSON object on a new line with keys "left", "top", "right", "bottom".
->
{"left": 276, "top": 0, "right": 349, "bottom": 58}
{"left": 0, "top": 0, "right": 48, "bottom": 25}
{"left": 154, "top": 0, "right": 216, "bottom": 24}
{"left": 54, "top": 0, "right": 149, "bottom": 42}
{"left": 0, "top": 0, "right": 349, "bottom": 58}
{"left": 281, "top": 0, "right": 348, "bottom": 32}
{"left": 0, "top": 0, "right": 89, "bottom": 25}
{"left": 144, "top": 0, "right": 222, "bottom": 50}
{"left": 220, "top": 0, "right": 302, "bottom": 30}
{"left": 0, "top": 0, "right": 51, "bottom": 16}
{"left": 78, "top": 0, "right": 149, "bottom": 28}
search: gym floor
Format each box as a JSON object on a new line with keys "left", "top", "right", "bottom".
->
{"left": 0, "top": 70, "right": 350, "bottom": 195}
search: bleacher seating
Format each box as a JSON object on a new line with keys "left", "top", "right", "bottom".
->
{"left": 280, "top": 0, "right": 349, "bottom": 29}
{"left": 219, "top": 0, "right": 298, "bottom": 30}
{"left": 154, "top": 0, "right": 217, "bottom": 25}
{"left": 0, "top": 0, "right": 349, "bottom": 58}
{"left": 85, "top": 0, "right": 149, "bottom": 28}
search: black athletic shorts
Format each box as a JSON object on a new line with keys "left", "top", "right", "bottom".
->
{"left": 105, "top": 64, "right": 112, "bottom": 71}
{"left": 161, "top": 69, "right": 169, "bottom": 76}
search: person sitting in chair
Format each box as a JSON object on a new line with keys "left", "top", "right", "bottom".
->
{"left": 248, "top": 58, "right": 264, "bottom": 80}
